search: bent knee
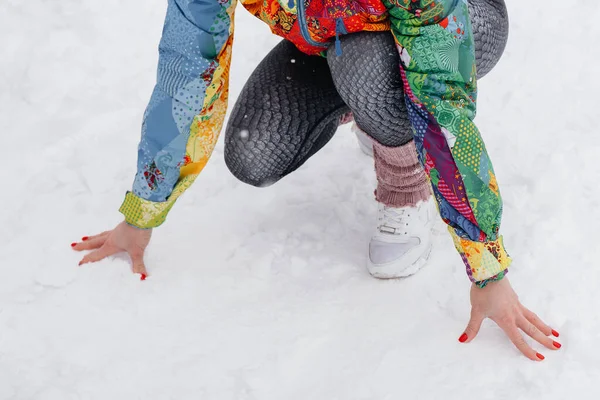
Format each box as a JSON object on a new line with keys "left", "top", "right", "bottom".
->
{"left": 224, "top": 135, "right": 285, "bottom": 188}
{"left": 225, "top": 158, "right": 282, "bottom": 188}
{"left": 353, "top": 108, "right": 414, "bottom": 148}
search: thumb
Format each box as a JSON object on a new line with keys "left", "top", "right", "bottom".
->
{"left": 460, "top": 309, "right": 485, "bottom": 343}
{"left": 129, "top": 249, "right": 148, "bottom": 280}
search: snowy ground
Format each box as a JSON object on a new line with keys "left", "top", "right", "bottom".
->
{"left": 1, "top": 0, "right": 600, "bottom": 399}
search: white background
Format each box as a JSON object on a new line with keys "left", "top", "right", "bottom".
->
{"left": 1, "top": 0, "right": 600, "bottom": 399}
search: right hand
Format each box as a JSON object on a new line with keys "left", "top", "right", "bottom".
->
{"left": 71, "top": 221, "right": 152, "bottom": 279}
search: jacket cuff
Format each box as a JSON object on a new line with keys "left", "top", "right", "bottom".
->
{"left": 120, "top": 172, "right": 198, "bottom": 229}
{"left": 450, "top": 230, "right": 512, "bottom": 288}
{"left": 119, "top": 191, "right": 175, "bottom": 229}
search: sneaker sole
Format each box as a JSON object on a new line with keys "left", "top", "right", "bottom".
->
{"left": 367, "top": 242, "right": 432, "bottom": 280}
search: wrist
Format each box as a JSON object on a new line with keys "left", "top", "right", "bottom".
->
{"left": 125, "top": 221, "right": 152, "bottom": 231}
{"left": 474, "top": 269, "right": 508, "bottom": 289}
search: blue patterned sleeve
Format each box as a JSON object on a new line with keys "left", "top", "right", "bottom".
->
{"left": 119, "top": 0, "right": 237, "bottom": 228}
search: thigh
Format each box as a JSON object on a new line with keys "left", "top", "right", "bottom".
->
{"left": 225, "top": 40, "right": 349, "bottom": 187}
{"left": 327, "top": 31, "right": 413, "bottom": 147}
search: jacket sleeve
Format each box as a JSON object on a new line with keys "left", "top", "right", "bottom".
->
{"left": 384, "top": 0, "right": 512, "bottom": 288}
{"left": 119, "top": 0, "right": 237, "bottom": 229}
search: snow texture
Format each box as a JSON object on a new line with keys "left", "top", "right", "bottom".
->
{"left": 1, "top": 0, "right": 600, "bottom": 399}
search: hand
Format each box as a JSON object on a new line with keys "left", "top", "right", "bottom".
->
{"left": 459, "top": 278, "right": 561, "bottom": 361}
{"left": 71, "top": 221, "right": 152, "bottom": 280}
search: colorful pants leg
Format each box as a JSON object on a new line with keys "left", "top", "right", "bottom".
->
{"left": 384, "top": 0, "right": 511, "bottom": 287}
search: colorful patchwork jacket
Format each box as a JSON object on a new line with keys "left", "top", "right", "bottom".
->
{"left": 119, "top": 0, "right": 511, "bottom": 287}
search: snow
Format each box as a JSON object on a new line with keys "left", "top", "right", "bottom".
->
{"left": 1, "top": 0, "right": 600, "bottom": 398}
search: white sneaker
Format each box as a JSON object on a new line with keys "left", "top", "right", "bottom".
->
{"left": 368, "top": 198, "right": 436, "bottom": 279}
{"left": 352, "top": 123, "right": 374, "bottom": 157}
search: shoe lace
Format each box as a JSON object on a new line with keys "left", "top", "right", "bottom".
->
{"left": 378, "top": 205, "right": 411, "bottom": 235}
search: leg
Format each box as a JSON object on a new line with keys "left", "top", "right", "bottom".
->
{"left": 327, "top": 32, "right": 431, "bottom": 208}
{"left": 327, "top": 32, "right": 435, "bottom": 278}
{"left": 225, "top": 40, "right": 349, "bottom": 187}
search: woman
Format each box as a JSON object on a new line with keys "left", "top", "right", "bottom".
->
{"left": 72, "top": 0, "right": 562, "bottom": 360}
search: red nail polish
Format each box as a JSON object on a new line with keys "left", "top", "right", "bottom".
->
{"left": 140, "top": 274, "right": 147, "bottom": 281}
{"left": 536, "top": 353, "right": 545, "bottom": 360}
{"left": 551, "top": 329, "right": 559, "bottom": 338}
{"left": 458, "top": 333, "right": 468, "bottom": 343}
{"left": 553, "top": 341, "right": 561, "bottom": 349}
{"left": 71, "top": 243, "right": 77, "bottom": 247}
{"left": 82, "top": 236, "right": 89, "bottom": 241}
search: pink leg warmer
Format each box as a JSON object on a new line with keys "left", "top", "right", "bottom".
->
{"left": 372, "top": 139, "right": 431, "bottom": 208}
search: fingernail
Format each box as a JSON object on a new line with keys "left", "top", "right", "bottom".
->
{"left": 536, "top": 353, "right": 545, "bottom": 360}
{"left": 78, "top": 261, "right": 83, "bottom": 266}
{"left": 551, "top": 329, "right": 559, "bottom": 338}
{"left": 458, "top": 333, "right": 468, "bottom": 343}
{"left": 82, "top": 236, "right": 89, "bottom": 241}
{"left": 71, "top": 243, "right": 77, "bottom": 247}
{"left": 140, "top": 274, "right": 147, "bottom": 281}
{"left": 553, "top": 341, "right": 561, "bottom": 349}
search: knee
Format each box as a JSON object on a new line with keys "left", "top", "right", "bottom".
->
{"left": 224, "top": 131, "right": 283, "bottom": 188}
{"left": 346, "top": 94, "right": 414, "bottom": 147}
{"left": 355, "top": 119, "right": 413, "bottom": 148}
{"left": 225, "top": 153, "right": 281, "bottom": 188}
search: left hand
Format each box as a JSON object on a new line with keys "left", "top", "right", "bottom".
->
{"left": 459, "top": 277, "right": 561, "bottom": 361}
{"left": 72, "top": 221, "right": 152, "bottom": 280}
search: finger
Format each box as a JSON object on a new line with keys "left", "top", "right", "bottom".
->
{"left": 129, "top": 250, "right": 148, "bottom": 280}
{"left": 460, "top": 309, "right": 485, "bottom": 343}
{"left": 85, "top": 231, "right": 111, "bottom": 241}
{"left": 521, "top": 306, "right": 556, "bottom": 337}
{"left": 79, "top": 244, "right": 119, "bottom": 266}
{"left": 72, "top": 236, "right": 107, "bottom": 252}
{"left": 518, "top": 316, "right": 561, "bottom": 351}
{"left": 496, "top": 317, "right": 544, "bottom": 361}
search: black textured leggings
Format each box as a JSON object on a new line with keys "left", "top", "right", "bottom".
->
{"left": 225, "top": 32, "right": 407, "bottom": 187}
{"left": 224, "top": 0, "right": 509, "bottom": 187}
